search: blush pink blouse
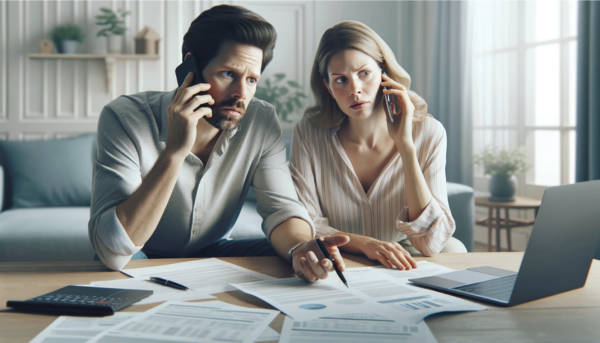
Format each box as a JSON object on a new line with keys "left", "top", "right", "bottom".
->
{"left": 288, "top": 115, "right": 456, "bottom": 256}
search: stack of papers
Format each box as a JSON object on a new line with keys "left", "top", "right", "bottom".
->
{"left": 343, "top": 265, "right": 487, "bottom": 323}
{"left": 232, "top": 261, "right": 486, "bottom": 324}
{"left": 36, "top": 258, "right": 485, "bottom": 343}
{"left": 279, "top": 314, "right": 438, "bottom": 343}
{"left": 89, "top": 258, "right": 275, "bottom": 305}
{"left": 29, "top": 313, "right": 138, "bottom": 343}
{"left": 30, "top": 301, "right": 279, "bottom": 343}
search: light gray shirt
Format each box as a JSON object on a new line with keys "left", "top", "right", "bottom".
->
{"left": 89, "top": 89, "right": 314, "bottom": 270}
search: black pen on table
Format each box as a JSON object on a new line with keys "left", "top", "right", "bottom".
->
{"left": 149, "top": 277, "right": 189, "bottom": 291}
{"left": 315, "top": 238, "right": 349, "bottom": 288}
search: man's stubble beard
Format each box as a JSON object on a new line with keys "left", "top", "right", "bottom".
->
{"left": 203, "top": 98, "right": 247, "bottom": 131}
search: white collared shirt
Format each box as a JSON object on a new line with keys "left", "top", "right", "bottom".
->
{"left": 89, "top": 89, "right": 314, "bottom": 270}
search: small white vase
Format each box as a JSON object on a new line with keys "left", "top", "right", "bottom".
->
{"left": 93, "top": 36, "right": 108, "bottom": 54}
{"left": 107, "top": 35, "right": 123, "bottom": 54}
{"left": 55, "top": 40, "right": 79, "bottom": 54}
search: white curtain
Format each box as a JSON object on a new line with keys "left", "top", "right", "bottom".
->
{"left": 428, "top": 1, "right": 472, "bottom": 186}
{"left": 469, "top": 1, "right": 578, "bottom": 192}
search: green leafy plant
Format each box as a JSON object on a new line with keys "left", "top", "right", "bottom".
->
{"left": 95, "top": 7, "right": 130, "bottom": 37}
{"left": 473, "top": 145, "right": 531, "bottom": 177}
{"left": 49, "top": 24, "right": 85, "bottom": 42}
{"left": 254, "top": 73, "right": 307, "bottom": 122}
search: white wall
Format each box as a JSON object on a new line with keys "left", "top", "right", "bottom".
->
{"left": 5, "top": 1, "right": 514, "bottom": 251}
{"left": 0, "top": 0, "right": 435, "bottom": 139}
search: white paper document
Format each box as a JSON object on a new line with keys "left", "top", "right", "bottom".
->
{"left": 89, "top": 277, "right": 216, "bottom": 305}
{"left": 231, "top": 277, "right": 406, "bottom": 323}
{"left": 89, "top": 301, "right": 279, "bottom": 343}
{"left": 255, "top": 326, "right": 280, "bottom": 342}
{"left": 279, "top": 314, "right": 438, "bottom": 343}
{"left": 344, "top": 267, "right": 487, "bottom": 323}
{"left": 374, "top": 261, "right": 455, "bottom": 282}
{"left": 121, "top": 258, "right": 276, "bottom": 295}
{"left": 29, "top": 313, "right": 138, "bottom": 343}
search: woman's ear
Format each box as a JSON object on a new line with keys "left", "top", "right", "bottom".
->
{"left": 322, "top": 78, "right": 334, "bottom": 98}
{"left": 184, "top": 52, "right": 192, "bottom": 61}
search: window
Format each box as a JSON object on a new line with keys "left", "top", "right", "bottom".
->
{"left": 470, "top": 1, "right": 578, "bottom": 197}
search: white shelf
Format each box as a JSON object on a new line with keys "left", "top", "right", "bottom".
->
{"left": 28, "top": 53, "right": 160, "bottom": 93}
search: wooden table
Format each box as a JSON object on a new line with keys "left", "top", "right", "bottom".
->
{"left": 1, "top": 253, "right": 599, "bottom": 343}
{"left": 475, "top": 196, "right": 542, "bottom": 251}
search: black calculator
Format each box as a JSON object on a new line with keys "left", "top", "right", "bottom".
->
{"left": 6, "top": 285, "right": 153, "bottom": 316}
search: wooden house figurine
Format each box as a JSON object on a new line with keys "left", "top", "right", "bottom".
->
{"left": 135, "top": 26, "right": 160, "bottom": 55}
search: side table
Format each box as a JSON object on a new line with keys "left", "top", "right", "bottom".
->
{"left": 475, "top": 196, "right": 542, "bottom": 252}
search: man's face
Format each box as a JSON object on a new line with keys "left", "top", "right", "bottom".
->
{"left": 201, "top": 41, "right": 263, "bottom": 131}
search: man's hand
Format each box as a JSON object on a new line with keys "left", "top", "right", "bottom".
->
{"left": 358, "top": 236, "right": 418, "bottom": 270}
{"left": 166, "top": 72, "right": 214, "bottom": 159}
{"left": 292, "top": 235, "right": 350, "bottom": 282}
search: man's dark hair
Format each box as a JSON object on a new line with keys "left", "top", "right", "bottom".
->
{"left": 182, "top": 5, "right": 277, "bottom": 73}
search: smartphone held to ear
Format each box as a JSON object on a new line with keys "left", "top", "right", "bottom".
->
{"left": 175, "top": 54, "right": 205, "bottom": 88}
{"left": 175, "top": 54, "right": 209, "bottom": 109}
{"left": 382, "top": 70, "right": 395, "bottom": 123}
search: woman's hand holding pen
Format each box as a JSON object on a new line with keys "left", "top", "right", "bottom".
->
{"left": 381, "top": 73, "right": 415, "bottom": 158}
{"left": 292, "top": 235, "right": 349, "bottom": 282}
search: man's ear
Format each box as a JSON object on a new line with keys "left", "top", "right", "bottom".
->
{"left": 322, "top": 78, "right": 334, "bottom": 98}
{"left": 184, "top": 52, "right": 192, "bottom": 61}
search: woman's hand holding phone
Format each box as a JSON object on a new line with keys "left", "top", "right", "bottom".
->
{"left": 165, "top": 72, "right": 214, "bottom": 160}
{"left": 381, "top": 72, "right": 416, "bottom": 157}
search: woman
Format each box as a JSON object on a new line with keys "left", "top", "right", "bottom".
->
{"left": 289, "top": 21, "right": 465, "bottom": 271}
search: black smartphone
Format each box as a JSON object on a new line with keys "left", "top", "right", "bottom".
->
{"left": 382, "top": 70, "right": 395, "bottom": 123}
{"left": 175, "top": 54, "right": 209, "bottom": 109}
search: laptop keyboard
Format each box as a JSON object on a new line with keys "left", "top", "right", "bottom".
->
{"left": 453, "top": 274, "right": 517, "bottom": 302}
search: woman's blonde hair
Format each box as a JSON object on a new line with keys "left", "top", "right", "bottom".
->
{"left": 306, "top": 21, "right": 428, "bottom": 129}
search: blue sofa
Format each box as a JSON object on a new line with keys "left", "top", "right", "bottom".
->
{"left": 0, "top": 133, "right": 474, "bottom": 262}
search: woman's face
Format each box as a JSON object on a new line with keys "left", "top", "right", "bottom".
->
{"left": 324, "top": 49, "right": 383, "bottom": 121}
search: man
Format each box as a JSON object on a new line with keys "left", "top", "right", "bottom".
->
{"left": 89, "top": 5, "right": 349, "bottom": 281}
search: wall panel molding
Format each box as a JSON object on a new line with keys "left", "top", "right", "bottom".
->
{"left": 0, "top": 0, "right": 6, "bottom": 121}
{"left": 231, "top": 1, "right": 315, "bottom": 125}
{"left": 4, "top": 0, "right": 405, "bottom": 141}
{"left": 19, "top": 132, "right": 47, "bottom": 141}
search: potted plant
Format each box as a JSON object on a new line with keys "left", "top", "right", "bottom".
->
{"left": 473, "top": 145, "right": 531, "bottom": 202}
{"left": 49, "top": 24, "right": 85, "bottom": 54}
{"left": 95, "top": 7, "right": 130, "bottom": 54}
{"left": 254, "top": 73, "right": 307, "bottom": 123}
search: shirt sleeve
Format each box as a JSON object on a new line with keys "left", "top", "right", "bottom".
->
{"left": 88, "top": 105, "right": 144, "bottom": 271}
{"left": 288, "top": 120, "right": 340, "bottom": 237}
{"left": 396, "top": 120, "right": 456, "bottom": 256}
{"left": 251, "top": 108, "right": 316, "bottom": 241}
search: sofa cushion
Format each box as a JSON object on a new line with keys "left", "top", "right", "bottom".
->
{"left": 0, "top": 165, "right": 4, "bottom": 211}
{"left": 0, "top": 207, "right": 95, "bottom": 261}
{"left": 0, "top": 134, "right": 96, "bottom": 208}
{"left": 228, "top": 200, "right": 266, "bottom": 240}
{"left": 446, "top": 182, "right": 475, "bottom": 252}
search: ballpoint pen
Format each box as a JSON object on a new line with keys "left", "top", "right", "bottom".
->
{"left": 315, "top": 238, "right": 349, "bottom": 288}
{"left": 149, "top": 277, "right": 190, "bottom": 291}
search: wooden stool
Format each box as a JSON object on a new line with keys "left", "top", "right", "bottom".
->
{"left": 475, "top": 196, "right": 541, "bottom": 252}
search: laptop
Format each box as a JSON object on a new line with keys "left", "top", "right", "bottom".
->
{"left": 409, "top": 180, "right": 600, "bottom": 306}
